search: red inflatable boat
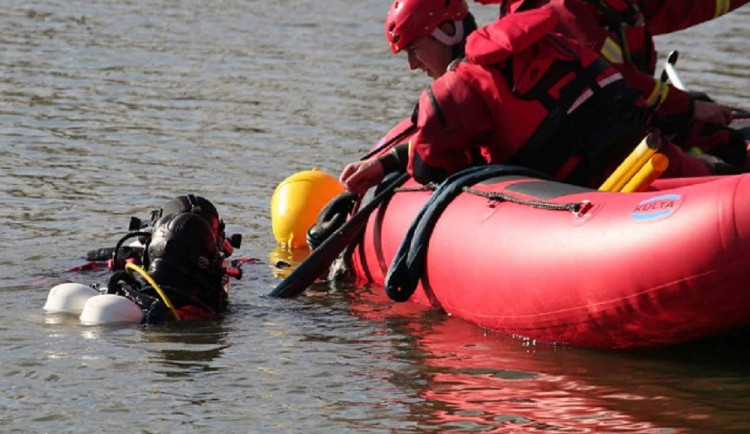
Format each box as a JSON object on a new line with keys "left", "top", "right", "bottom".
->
{"left": 348, "top": 155, "right": 750, "bottom": 349}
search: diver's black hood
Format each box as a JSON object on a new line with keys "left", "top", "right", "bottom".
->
{"left": 146, "top": 212, "right": 225, "bottom": 311}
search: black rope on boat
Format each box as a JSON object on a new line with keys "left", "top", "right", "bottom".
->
{"left": 385, "top": 165, "right": 552, "bottom": 303}
{"left": 462, "top": 187, "right": 585, "bottom": 213}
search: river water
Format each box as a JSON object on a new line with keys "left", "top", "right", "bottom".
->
{"left": 1, "top": 1, "right": 749, "bottom": 432}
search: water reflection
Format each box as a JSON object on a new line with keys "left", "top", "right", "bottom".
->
{"left": 141, "top": 323, "right": 230, "bottom": 376}
{"left": 345, "top": 286, "right": 750, "bottom": 432}
{"left": 267, "top": 244, "right": 310, "bottom": 279}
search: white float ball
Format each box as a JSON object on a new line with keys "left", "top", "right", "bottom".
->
{"left": 79, "top": 294, "right": 143, "bottom": 325}
{"left": 43, "top": 283, "right": 99, "bottom": 314}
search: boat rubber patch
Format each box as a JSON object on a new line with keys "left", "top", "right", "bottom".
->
{"left": 631, "top": 194, "right": 683, "bottom": 221}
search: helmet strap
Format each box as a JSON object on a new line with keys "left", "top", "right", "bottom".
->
{"left": 431, "top": 20, "right": 464, "bottom": 47}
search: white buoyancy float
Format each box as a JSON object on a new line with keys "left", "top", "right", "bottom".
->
{"left": 79, "top": 294, "right": 143, "bottom": 325}
{"left": 43, "top": 283, "right": 100, "bottom": 314}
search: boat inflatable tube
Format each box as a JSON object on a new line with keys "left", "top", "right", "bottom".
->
{"left": 79, "top": 294, "right": 143, "bottom": 325}
{"left": 271, "top": 168, "right": 344, "bottom": 248}
{"left": 43, "top": 283, "right": 100, "bottom": 314}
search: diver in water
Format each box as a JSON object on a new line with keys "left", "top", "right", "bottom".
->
{"left": 103, "top": 194, "right": 243, "bottom": 323}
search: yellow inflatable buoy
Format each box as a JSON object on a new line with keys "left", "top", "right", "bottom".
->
{"left": 271, "top": 169, "right": 345, "bottom": 248}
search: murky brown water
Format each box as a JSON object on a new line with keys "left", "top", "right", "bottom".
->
{"left": 1, "top": 1, "right": 749, "bottom": 431}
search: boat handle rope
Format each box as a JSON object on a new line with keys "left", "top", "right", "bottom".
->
{"left": 461, "top": 187, "right": 589, "bottom": 214}
{"left": 393, "top": 182, "right": 590, "bottom": 215}
{"left": 394, "top": 183, "right": 438, "bottom": 193}
{"left": 125, "top": 262, "right": 181, "bottom": 321}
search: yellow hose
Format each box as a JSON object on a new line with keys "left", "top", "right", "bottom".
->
{"left": 599, "top": 133, "right": 662, "bottom": 192}
{"left": 125, "top": 262, "right": 181, "bottom": 321}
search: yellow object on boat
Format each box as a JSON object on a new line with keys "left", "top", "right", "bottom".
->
{"left": 620, "top": 153, "right": 670, "bottom": 193}
{"left": 271, "top": 168, "right": 345, "bottom": 248}
{"left": 599, "top": 133, "right": 662, "bottom": 192}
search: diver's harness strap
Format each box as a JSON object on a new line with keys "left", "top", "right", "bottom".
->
{"left": 107, "top": 271, "right": 169, "bottom": 324}
{"left": 107, "top": 269, "right": 218, "bottom": 324}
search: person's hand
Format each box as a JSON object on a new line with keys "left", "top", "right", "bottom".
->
{"left": 339, "top": 158, "right": 385, "bottom": 195}
{"left": 693, "top": 100, "right": 732, "bottom": 126}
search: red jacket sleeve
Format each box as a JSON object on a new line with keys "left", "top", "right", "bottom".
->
{"left": 407, "top": 72, "right": 494, "bottom": 180}
{"left": 368, "top": 117, "right": 416, "bottom": 158}
{"left": 541, "top": 0, "right": 694, "bottom": 121}
{"left": 616, "top": 60, "right": 693, "bottom": 122}
{"left": 640, "top": 0, "right": 750, "bottom": 35}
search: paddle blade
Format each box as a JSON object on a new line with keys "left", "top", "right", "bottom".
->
{"left": 268, "top": 173, "right": 409, "bottom": 298}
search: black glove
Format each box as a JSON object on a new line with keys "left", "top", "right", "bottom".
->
{"left": 306, "top": 192, "right": 358, "bottom": 250}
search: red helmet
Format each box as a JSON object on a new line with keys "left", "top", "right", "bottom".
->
{"left": 385, "top": 0, "right": 470, "bottom": 54}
